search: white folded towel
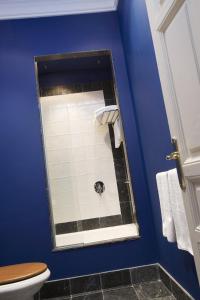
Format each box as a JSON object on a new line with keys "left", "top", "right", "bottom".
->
{"left": 95, "top": 105, "right": 118, "bottom": 125}
{"left": 168, "top": 169, "right": 193, "bottom": 255}
{"left": 95, "top": 105, "right": 123, "bottom": 148}
{"left": 156, "top": 172, "right": 176, "bottom": 242}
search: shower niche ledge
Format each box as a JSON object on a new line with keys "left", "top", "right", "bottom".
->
{"left": 35, "top": 50, "right": 139, "bottom": 250}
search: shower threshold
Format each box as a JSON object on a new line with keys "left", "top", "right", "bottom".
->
{"left": 55, "top": 223, "right": 139, "bottom": 249}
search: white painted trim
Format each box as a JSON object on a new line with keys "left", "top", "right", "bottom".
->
{"left": 0, "top": 0, "right": 119, "bottom": 20}
{"left": 155, "top": 0, "right": 185, "bottom": 31}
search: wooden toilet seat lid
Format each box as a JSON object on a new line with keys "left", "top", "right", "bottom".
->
{"left": 0, "top": 263, "right": 47, "bottom": 285}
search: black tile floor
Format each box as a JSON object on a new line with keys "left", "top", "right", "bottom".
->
{"left": 40, "top": 264, "right": 193, "bottom": 300}
{"left": 41, "top": 281, "right": 176, "bottom": 299}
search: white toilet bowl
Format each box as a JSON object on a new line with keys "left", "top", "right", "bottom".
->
{"left": 0, "top": 263, "right": 50, "bottom": 300}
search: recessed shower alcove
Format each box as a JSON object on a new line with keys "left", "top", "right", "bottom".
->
{"left": 35, "top": 50, "right": 139, "bottom": 250}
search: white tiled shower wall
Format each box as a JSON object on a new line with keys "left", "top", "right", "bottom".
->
{"left": 40, "top": 91, "right": 121, "bottom": 224}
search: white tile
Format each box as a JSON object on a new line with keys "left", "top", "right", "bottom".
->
{"left": 99, "top": 172, "right": 121, "bottom": 216}
{"left": 95, "top": 144, "right": 113, "bottom": 159}
{"left": 99, "top": 193, "right": 121, "bottom": 217}
{"left": 71, "top": 133, "right": 84, "bottom": 148}
{"left": 71, "top": 146, "right": 86, "bottom": 162}
{"left": 56, "top": 231, "right": 84, "bottom": 248}
{"left": 76, "top": 172, "right": 89, "bottom": 187}
{"left": 47, "top": 148, "right": 72, "bottom": 164}
{"left": 68, "top": 107, "right": 79, "bottom": 121}
{"left": 85, "top": 146, "right": 96, "bottom": 160}
{"left": 49, "top": 106, "right": 67, "bottom": 123}
{"left": 70, "top": 124, "right": 81, "bottom": 134}
{"left": 43, "top": 95, "right": 66, "bottom": 106}
{"left": 45, "top": 134, "right": 71, "bottom": 150}
{"left": 86, "top": 159, "right": 96, "bottom": 174}
{"left": 91, "top": 159, "right": 121, "bottom": 217}
{"left": 76, "top": 105, "right": 91, "bottom": 120}
{"left": 44, "top": 121, "right": 70, "bottom": 136}
{"left": 76, "top": 174, "right": 89, "bottom": 199}
{"left": 50, "top": 178, "right": 80, "bottom": 223}
{"left": 81, "top": 119, "right": 95, "bottom": 133}
{"left": 83, "top": 224, "right": 139, "bottom": 245}
{"left": 94, "top": 158, "right": 115, "bottom": 177}
{"left": 80, "top": 202, "right": 101, "bottom": 219}
{"left": 83, "top": 133, "right": 95, "bottom": 146}
{"left": 94, "top": 127, "right": 108, "bottom": 145}
{"left": 40, "top": 103, "right": 50, "bottom": 117}
{"left": 88, "top": 173, "right": 120, "bottom": 218}
{"left": 55, "top": 224, "right": 139, "bottom": 248}
{"left": 53, "top": 201, "right": 79, "bottom": 223}
{"left": 76, "top": 174, "right": 101, "bottom": 220}
{"left": 74, "top": 160, "right": 88, "bottom": 176}
{"left": 50, "top": 177, "right": 74, "bottom": 200}
{"left": 48, "top": 162, "right": 75, "bottom": 179}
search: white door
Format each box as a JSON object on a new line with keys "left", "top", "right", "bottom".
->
{"left": 145, "top": 0, "right": 200, "bottom": 282}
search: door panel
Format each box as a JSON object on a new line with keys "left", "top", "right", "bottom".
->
{"left": 164, "top": 4, "right": 200, "bottom": 155}
{"left": 146, "top": 0, "right": 200, "bottom": 282}
{"left": 187, "top": 1, "right": 200, "bottom": 69}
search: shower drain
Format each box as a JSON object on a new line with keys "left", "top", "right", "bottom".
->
{"left": 94, "top": 181, "right": 105, "bottom": 196}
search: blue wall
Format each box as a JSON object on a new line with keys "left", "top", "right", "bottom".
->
{"left": 0, "top": 12, "right": 158, "bottom": 280}
{"left": 118, "top": 0, "right": 200, "bottom": 299}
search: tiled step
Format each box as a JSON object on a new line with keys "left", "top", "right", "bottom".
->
{"left": 40, "top": 283, "right": 175, "bottom": 299}
{"left": 38, "top": 264, "right": 193, "bottom": 300}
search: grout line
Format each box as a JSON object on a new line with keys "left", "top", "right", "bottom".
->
{"left": 69, "top": 278, "right": 72, "bottom": 298}
{"left": 99, "top": 272, "right": 103, "bottom": 291}
{"left": 129, "top": 267, "right": 132, "bottom": 283}
{"left": 132, "top": 284, "right": 140, "bottom": 300}
{"left": 102, "top": 290, "right": 105, "bottom": 300}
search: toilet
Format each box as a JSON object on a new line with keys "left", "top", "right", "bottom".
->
{"left": 0, "top": 263, "right": 50, "bottom": 300}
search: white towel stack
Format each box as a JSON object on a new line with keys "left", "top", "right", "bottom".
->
{"left": 95, "top": 105, "right": 119, "bottom": 125}
{"left": 156, "top": 169, "right": 193, "bottom": 255}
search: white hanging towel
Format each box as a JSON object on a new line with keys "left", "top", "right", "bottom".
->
{"left": 168, "top": 169, "right": 193, "bottom": 255}
{"left": 113, "top": 116, "right": 123, "bottom": 148}
{"left": 156, "top": 172, "right": 176, "bottom": 242}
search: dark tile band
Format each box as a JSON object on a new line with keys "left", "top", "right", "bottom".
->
{"left": 55, "top": 214, "right": 124, "bottom": 235}
{"left": 39, "top": 264, "right": 193, "bottom": 300}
